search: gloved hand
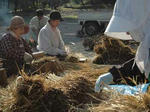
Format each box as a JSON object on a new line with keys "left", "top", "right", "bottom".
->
{"left": 16, "top": 76, "right": 24, "bottom": 85}
{"left": 95, "top": 72, "right": 113, "bottom": 92}
{"left": 24, "top": 52, "right": 33, "bottom": 64}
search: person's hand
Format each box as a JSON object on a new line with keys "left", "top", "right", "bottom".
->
{"left": 60, "top": 50, "right": 67, "bottom": 56}
{"left": 16, "top": 76, "right": 24, "bottom": 85}
{"left": 24, "top": 52, "right": 33, "bottom": 64}
{"left": 29, "top": 37, "right": 35, "bottom": 43}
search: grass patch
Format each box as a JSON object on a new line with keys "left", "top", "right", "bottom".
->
{"left": 63, "top": 15, "right": 78, "bottom": 19}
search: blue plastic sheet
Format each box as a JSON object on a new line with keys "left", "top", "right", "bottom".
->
{"left": 104, "top": 83, "right": 150, "bottom": 95}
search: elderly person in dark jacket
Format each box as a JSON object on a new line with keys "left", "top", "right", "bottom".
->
{"left": 0, "top": 16, "right": 33, "bottom": 76}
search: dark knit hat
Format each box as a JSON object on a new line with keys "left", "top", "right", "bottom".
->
{"left": 36, "top": 9, "right": 44, "bottom": 16}
{"left": 49, "top": 11, "right": 63, "bottom": 21}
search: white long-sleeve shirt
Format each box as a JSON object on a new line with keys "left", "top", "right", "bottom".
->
{"left": 105, "top": 0, "right": 150, "bottom": 40}
{"left": 37, "top": 22, "right": 66, "bottom": 56}
{"left": 29, "top": 16, "right": 49, "bottom": 41}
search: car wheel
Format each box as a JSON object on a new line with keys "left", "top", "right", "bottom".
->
{"left": 84, "top": 22, "right": 99, "bottom": 36}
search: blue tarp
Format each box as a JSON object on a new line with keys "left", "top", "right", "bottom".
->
{"left": 104, "top": 83, "right": 150, "bottom": 95}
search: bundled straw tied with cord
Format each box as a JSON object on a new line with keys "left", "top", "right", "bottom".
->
{"left": 93, "top": 36, "right": 135, "bottom": 64}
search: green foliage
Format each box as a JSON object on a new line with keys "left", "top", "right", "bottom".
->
{"left": 8, "top": 0, "right": 116, "bottom": 12}
{"left": 72, "top": 0, "right": 81, "bottom": 4}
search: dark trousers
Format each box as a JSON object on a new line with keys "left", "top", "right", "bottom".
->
{"left": 3, "top": 60, "right": 23, "bottom": 77}
{"left": 109, "top": 58, "right": 148, "bottom": 86}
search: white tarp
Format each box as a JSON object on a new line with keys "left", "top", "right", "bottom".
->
{"left": 104, "top": 0, "right": 150, "bottom": 78}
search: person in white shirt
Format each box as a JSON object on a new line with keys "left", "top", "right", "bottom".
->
{"left": 95, "top": 0, "right": 150, "bottom": 92}
{"left": 29, "top": 9, "right": 49, "bottom": 43}
{"left": 37, "top": 11, "right": 67, "bottom": 57}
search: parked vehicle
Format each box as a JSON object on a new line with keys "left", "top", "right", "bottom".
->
{"left": 78, "top": 10, "right": 112, "bottom": 36}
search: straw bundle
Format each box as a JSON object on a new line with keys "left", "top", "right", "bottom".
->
{"left": 57, "top": 75, "right": 102, "bottom": 106}
{"left": 82, "top": 35, "right": 102, "bottom": 51}
{"left": 0, "top": 62, "right": 112, "bottom": 112}
{"left": 93, "top": 37, "right": 135, "bottom": 64}
{"left": 65, "top": 55, "right": 79, "bottom": 63}
{"left": 82, "top": 38, "right": 95, "bottom": 50}
{"left": 0, "top": 76, "right": 17, "bottom": 112}
{"left": 91, "top": 92, "right": 150, "bottom": 112}
{"left": 32, "top": 56, "right": 64, "bottom": 75}
{"left": 11, "top": 75, "right": 70, "bottom": 112}
{"left": 3, "top": 74, "right": 101, "bottom": 112}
